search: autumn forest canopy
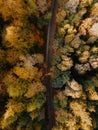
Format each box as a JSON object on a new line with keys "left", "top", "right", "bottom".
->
{"left": 0, "top": 0, "right": 98, "bottom": 130}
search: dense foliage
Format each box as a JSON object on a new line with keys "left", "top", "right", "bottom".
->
{"left": 0, "top": 0, "right": 98, "bottom": 130}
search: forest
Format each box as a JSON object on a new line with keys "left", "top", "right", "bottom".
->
{"left": 0, "top": 0, "right": 98, "bottom": 130}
